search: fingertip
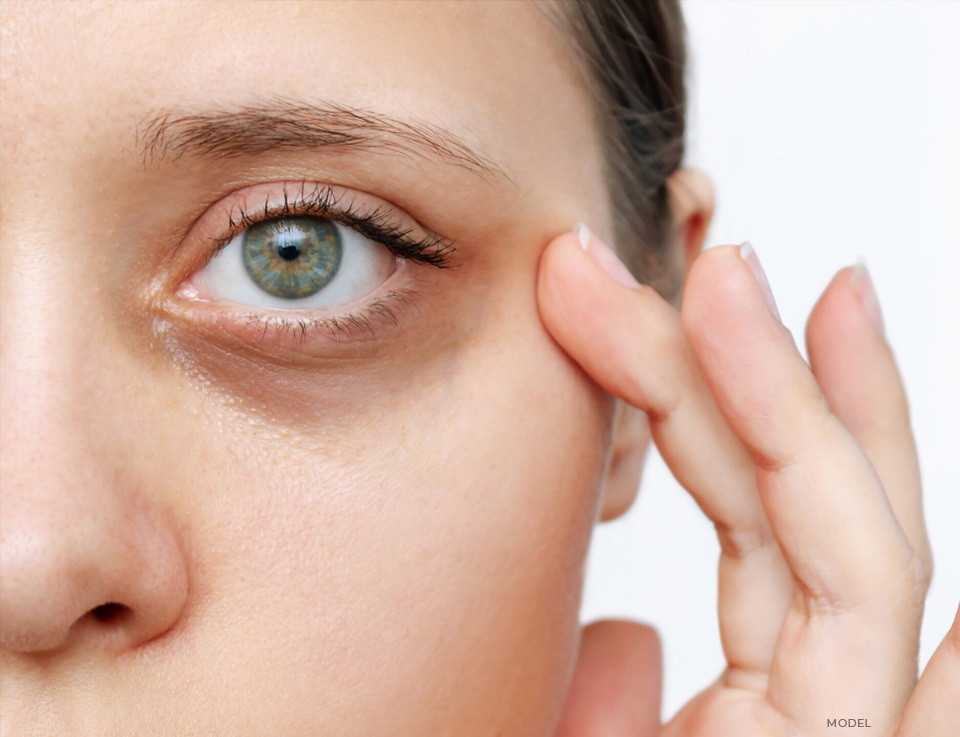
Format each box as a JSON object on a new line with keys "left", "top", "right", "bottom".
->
{"left": 538, "top": 227, "right": 591, "bottom": 289}
{"left": 538, "top": 225, "right": 642, "bottom": 303}
{"left": 578, "top": 619, "right": 663, "bottom": 668}
{"left": 805, "top": 262, "right": 909, "bottom": 438}
{"left": 804, "top": 266, "right": 860, "bottom": 362}
{"left": 807, "top": 263, "right": 887, "bottom": 352}
{"left": 536, "top": 226, "right": 637, "bottom": 361}
{"left": 538, "top": 226, "right": 701, "bottom": 421}
{"left": 557, "top": 620, "right": 663, "bottom": 737}
{"left": 680, "top": 243, "right": 757, "bottom": 338}
{"left": 806, "top": 265, "right": 865, "bottom": 340}
{"left": 536, "top": 227, "right": 611, "bottom": 343}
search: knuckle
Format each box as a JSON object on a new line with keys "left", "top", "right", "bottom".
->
{"left": 754, "top": 393, "right": 833, "bottom": 474}
{"left": 798, "top": 380, "right": 834, "bottom": 433}
{"left": 917, "top": 545, "right": 934, "bottom": 591}
{"left": 804, "top": 588, "right": 852, "bottom": 619}
{"left": 904, "top": 550, "right": 932, "bottom": 600}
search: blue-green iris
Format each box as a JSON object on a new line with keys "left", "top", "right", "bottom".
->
{"left": 242, "top": 217, "right": 342, "bottom": 298}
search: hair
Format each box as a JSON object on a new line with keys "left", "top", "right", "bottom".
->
{"left": 551, "top": 0, "right": 689, "bottom": 306}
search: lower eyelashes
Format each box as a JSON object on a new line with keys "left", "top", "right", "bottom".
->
{"left": 169, "top": 280, "right": 427, "bottom": 358}
{"left": 231, "top": 285, "right": 423, "bottom": 348}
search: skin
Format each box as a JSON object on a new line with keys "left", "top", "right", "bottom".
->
{"left": 0, "top": 1, "right": 956, "bottom": 736}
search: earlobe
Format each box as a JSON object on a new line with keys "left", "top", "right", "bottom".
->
{"left": 599, "top": 399, "right": 652, "bottom": 522}
{"left": 666, "top": 168, "right": 716, "bottom": 276}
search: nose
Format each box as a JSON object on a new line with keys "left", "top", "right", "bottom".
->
{"left": 0, "top": 442, "right": 190, "bottom": 654}
{"left": 0, "top": 321, "right": 189, "bottom": 657}
{"left": 0, "top": 472, "right": 189, "bottom": 654}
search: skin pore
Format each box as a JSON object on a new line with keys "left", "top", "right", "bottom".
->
{"left": 0, "top": 1, "right": 658, "bottom": 734}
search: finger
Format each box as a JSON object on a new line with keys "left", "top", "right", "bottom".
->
{"left": 555, "top": 620, "right": 662, "bottom": 737}
{"left": 537, "top": 229, "right": 791, "bottom": 674}
{"left": 538, "top": 230, "right": 763, "bottom": 539}
{"left": 683, "top": 243, "right": 928, "bottom": 732}
{"left": 806, "top": 263, "right": 932, "bottom": 576}
{"left": 681, "top": 243, "right": 922, "bottom": 610}
{"left": 894, "top": 602, "right": 960, "bottom": 737}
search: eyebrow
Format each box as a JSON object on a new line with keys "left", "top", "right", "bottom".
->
{"left": 135, "top": 96, "right": 511, "bottom": 184}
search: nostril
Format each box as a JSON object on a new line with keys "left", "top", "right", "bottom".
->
{"left": 89, "top": 603, "right": 128, "bottom": 624}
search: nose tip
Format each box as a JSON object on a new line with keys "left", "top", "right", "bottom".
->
{"left": 0, "top": 502, "right": 189, "bottom": 655}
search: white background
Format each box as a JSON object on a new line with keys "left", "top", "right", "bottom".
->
{"left": 580, "top": 0, "right": 960, "bottom": 719}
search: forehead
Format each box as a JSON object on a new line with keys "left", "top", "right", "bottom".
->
{"left": 1, "top": 0, "right": 605, "bottom": 208}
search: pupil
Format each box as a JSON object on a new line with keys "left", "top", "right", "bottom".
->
{"left": 277, "top": 243, "right": 301, "bottom": 261}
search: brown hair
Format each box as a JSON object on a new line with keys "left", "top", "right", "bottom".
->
{"left": 553, "top": 0, "right": 688, "bottom": 305}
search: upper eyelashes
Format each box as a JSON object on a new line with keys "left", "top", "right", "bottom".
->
{"left": 213, "top": 182, "right": 457, "bottom": 270}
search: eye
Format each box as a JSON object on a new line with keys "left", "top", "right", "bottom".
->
{"left": 197, "top": 215, "right": 395, "bottom": 311}
{"left": 169, "top": 182, "right": 458, "bottom": 351}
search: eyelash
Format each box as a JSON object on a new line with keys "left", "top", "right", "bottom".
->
{"left": 205, "top": 182, "right": 457, "bottom": 270}
{"left": 225, "top": 284, "right": 425, "bottom": 348}
{"left": 181, "top": 182, "right": 457, "bottom": 349}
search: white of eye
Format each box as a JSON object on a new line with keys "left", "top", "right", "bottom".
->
{"left": 199, "top": 219, "right": 396, "bottom": 311}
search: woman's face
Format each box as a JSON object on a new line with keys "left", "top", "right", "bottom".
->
{"left": 0, "top": 1, "right": 628, "bottom": 734}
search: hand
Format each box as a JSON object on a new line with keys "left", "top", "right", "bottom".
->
{"left": 537, "top": 227, "right": 957, "bottom": 736}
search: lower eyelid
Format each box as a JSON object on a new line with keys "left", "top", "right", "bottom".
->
{"left": 162, "top": 283, "right": 427, "bottom": 360}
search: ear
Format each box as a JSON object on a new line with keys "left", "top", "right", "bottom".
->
{"left": 666, "top": 168, "right": 716, "bottom": 276}
{"left": 599, "top": 399, "right": 652, "bottom": 522}
{"left": 598, "top": 169, "right": 714, "bottom": 523}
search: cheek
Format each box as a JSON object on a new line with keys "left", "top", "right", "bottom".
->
{"left": 142, "top": 285, "right": 613, "bottom": 735}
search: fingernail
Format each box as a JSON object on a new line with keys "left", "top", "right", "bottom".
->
{"left": 739, "top": 241, "right": 781, "bottom": 322}
{"left": 575, "top": 222, "right": 591, "bottom": 251}
{"left": 573, "top": 223, "right": 641, "bottom": 289}
{"left": 850, "top": 256, "right": 885, "bottom": 337}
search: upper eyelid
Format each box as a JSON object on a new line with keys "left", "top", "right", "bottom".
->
{"left": 163, "top": 180, "right": 456, "bottom": 286}
{"left": 219, "top": 182, "right": 447, "bottom": 247}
